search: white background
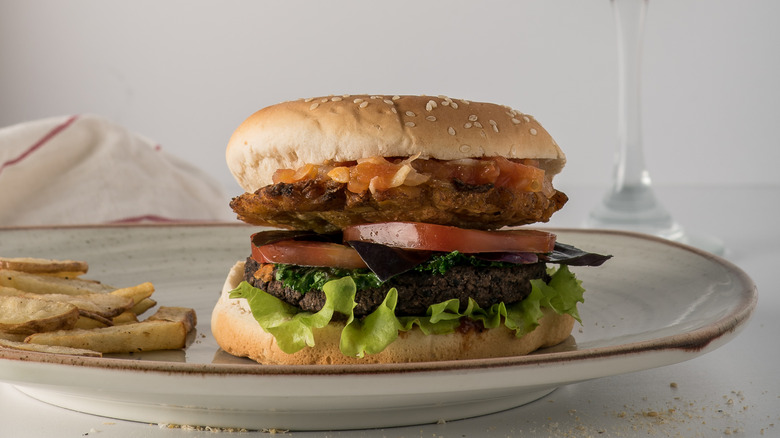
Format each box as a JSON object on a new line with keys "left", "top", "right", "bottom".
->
{"left": 1, "top": 0, "right": 779, "bottom": 200}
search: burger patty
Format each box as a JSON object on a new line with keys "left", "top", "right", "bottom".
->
{"left": 243, "top": 257, "right": 549, "bottom": 318}
{"left": 230, "top": 177, "right": 568, "bottom": 233}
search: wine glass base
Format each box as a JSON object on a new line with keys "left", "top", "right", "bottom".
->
{"left": 675, "top": 230, "right": 726, "bottom": 257}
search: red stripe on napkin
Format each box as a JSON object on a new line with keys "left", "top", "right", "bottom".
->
{"left": 109, "top": 215, "right": 183, "bottom": 224}
{"left": 0, "top": 115, "right": 79, "bottom": 177}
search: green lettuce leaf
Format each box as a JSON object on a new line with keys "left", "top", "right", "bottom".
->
{"left": 230, "top": 276, "right": 355, "bottom": 353}
{"left": 340, "top": 287, "right": 403, "bottom": 357}
{"left": 229, "top": 265, "right": 585, "bottom": 358}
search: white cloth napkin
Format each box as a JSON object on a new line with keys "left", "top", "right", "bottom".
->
{"left": 0, "top": 114, "right": 233, "bottom": 226}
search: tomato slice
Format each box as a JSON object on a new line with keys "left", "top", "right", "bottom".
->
{"left": 252, "top": 239, "right": 368, "bottom": 269}
{"left": 343, "top": 222, "right": 556, "bottom": 253}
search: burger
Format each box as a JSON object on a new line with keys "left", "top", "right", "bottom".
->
{"left": 211, "top": 94, "right": 609, "bottom": 365}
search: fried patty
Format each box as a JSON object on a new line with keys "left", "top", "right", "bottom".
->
{"left": 230, "top": 177, "right": 568, "bottom": 233}
{"left": 243, "top": 257, "right": 549, "bottom": 318}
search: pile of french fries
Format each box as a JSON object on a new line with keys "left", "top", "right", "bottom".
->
{"left": 0, "top": 256, "right": 196, "bottom": 357}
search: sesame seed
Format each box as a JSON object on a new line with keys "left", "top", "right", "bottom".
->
{"left": 426, "top": 100, "right": 437, "bottom": 111}
{"left": 359, "top": 101, "right": 368, "bottom": 109}
{"left": 304, "top": 97, "right": 315, "bottom": 103}
{"left": 342, "top": 94, "right": 351, "bottom": 98}
{"left": 459, "top": 144, "right": 471, "bottom": 152}
{"left": 464, "top": 122, "right": 472, "bottom": 129}
{"left": 392, "top": 95, "right": 401, "bottom": 100}
{"left": 489, "top": 119, "right": 497, "bottom": 125}
{"left": 426, "top": 116, "right": 437, "bottom": 122}
{"left": 370, "top": 95, "right": 381, "bottom": 99}
{"left": 511, "top": 118, "right": 521, "bottom": 124}
{"left": 331, "top": 96, "right": 343, "bottom": 102}
{"left": 354, "top": 98, "right": 364, "bottom": 104}
{"left": 493, "top": 125, "right": 499, "bottom": 133}
{"left": 461, "top": 99, "right": 470, "bottom": 105}
{"left": 391, "top": 107, "right": 397, "bottom": 114}
{"left": 448, "top": 127, "right": 456, "bottom": 136}
{"left": 309, "top": 102, "right": 319, "bottom": 110}
{"left": 384, "top": 99, "right": 394, "bottom": 105}
{"left": 320, "top": 98, "right": 329, "bottom": 103}
{"left": 523, "top": 116, "right": 531, "bottom": 123}
{"left": 405, "top": 121, "right": 416, "bottom": 127}
{"left": 530, "top": 128, "right": 538, "bottom": 135}
{"left": 441, "top": 100, "right": 450, "bottom": 106}
{"left": 468, "top": 114, "right": 478, "bottom": 122}
{"left": 450, "top": 102, "right": 459, "bottom": 109}
{"left": 405, "top": 111, "right": 416, "bottom": 117}
{"left": 474, "top": 121, "right": 483, "bottom": 128}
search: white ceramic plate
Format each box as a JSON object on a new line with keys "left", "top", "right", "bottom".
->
{"left": 0, "top": 225, "right": 756, "bottom": 431}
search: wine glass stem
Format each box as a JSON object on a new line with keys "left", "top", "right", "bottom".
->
{"left": 588, "top": 0, "right": 725, "bottom": 254}
{"left": 588, "top": 0, "right": 680, "bottom": 238}
{"left": 614, "top": 0, "right": 649, "bottom": 191}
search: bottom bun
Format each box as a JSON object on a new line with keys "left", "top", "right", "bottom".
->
{"left": 211, "top": 261, "right": 575, "bottom": 365}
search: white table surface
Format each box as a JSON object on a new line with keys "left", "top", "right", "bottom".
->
{"left": 1, "top": 185, "right": 777, "bottom": 437}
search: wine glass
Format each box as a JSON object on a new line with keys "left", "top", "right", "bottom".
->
{"left": 586, "top": 0, "right": 725, "bottom": 255}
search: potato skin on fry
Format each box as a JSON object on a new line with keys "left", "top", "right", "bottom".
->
{"left": 0, "top": 269, "right": 115, "bottom": 295}
{"left": 0, "top": 338, "right": 101, "bottom": 357}
{"left": 25, "top": 321, "right": 188, "bottom": 353}
{"left": 0, "top": 257, "right": 88, "bottom": 276}
{"left": 0, "top": 295, "right": 80, "bottom": 335}
{"left": 148, "top": 306, "right": 198, "bottom": 333}
{"left": 0, "top": 288, "right": 134, "bottom": 319}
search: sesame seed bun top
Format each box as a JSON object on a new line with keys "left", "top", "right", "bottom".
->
{"left": 226, "top": 95, "right": 566, "bottom": 193}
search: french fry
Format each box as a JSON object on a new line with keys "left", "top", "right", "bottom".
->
{"left": 0, "top": 287, "right": 134, "bottom": 319}
{"left": 25, "top": 320, "right": 188, "bottom": 353}
{"left": 131, "top": 298, "right": 157, "bottom": 316}
{"left": 147, "top": 306, "right": 197, "bottom": 333}
{"left": 110, "top": 282, "right": 155, "bottom": 305}
{"left": 0, "top": 338, "right": 101, "bottom": 357}
{"left": 0, "top": 331, "right": 27, "bottom": 342}
{"left": 112, "top": 310, "right": 139, "bottom": 325}
{"left": 74, "top": 316, "right": 109, "bottom": 330}
{"left": 73, "top": 310, "right": 140, "bottom": 330}
{"left": 0, "top": 255, "right": 199, "bottom": 356}
{"left": 0, "top": 295, "right": 79, "bottom": 335}
{"left": 0, "top": 257, "right": 88, "bottom": 277}
{"left": 0, "top": 269, "right": 115, "bottom": 295}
